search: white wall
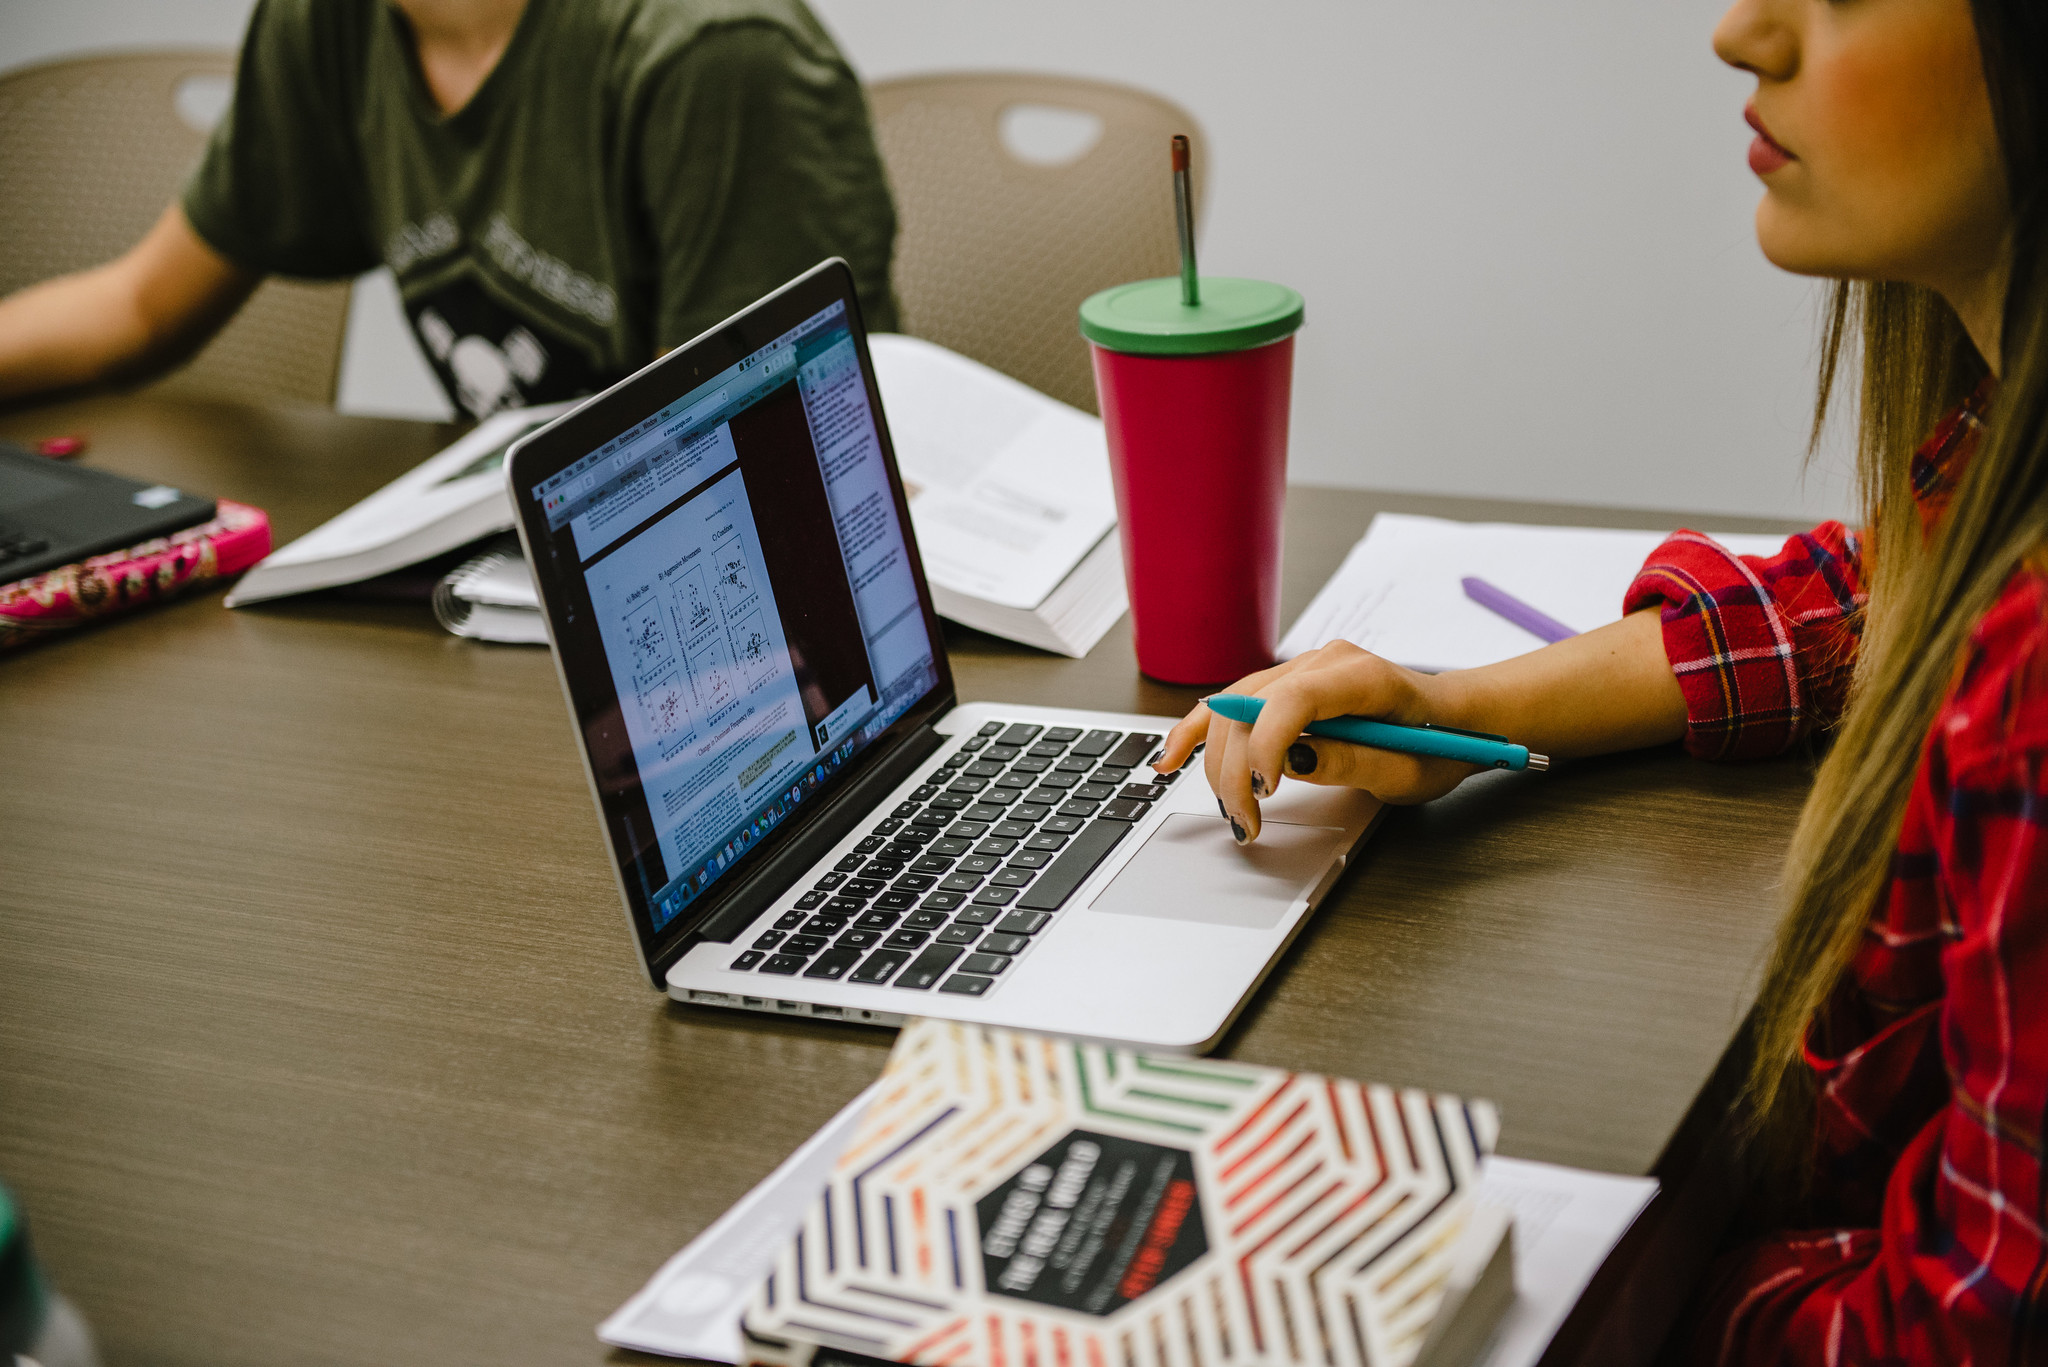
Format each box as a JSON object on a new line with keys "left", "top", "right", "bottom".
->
{"left": 811, "top": 1, "right": 1852, "bottom": 522}
{"left": 1, "top": 0, "right": 251, "bottom": 65}
{"left": 3, "top": 0, "right": 1853, "bottom": 520}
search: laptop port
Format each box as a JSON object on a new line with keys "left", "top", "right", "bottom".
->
{"left": 814, "top": 1005, "right": 843, "bottom": 1018}
{"left": 742, "top": 996, "right": 764, "bottom": 1007}
{"left": 776, "top": 1001, "right": 802, "bottom": 1012}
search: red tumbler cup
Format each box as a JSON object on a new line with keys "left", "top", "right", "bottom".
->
{"left": 1080, "top": 277, "right": 1305, "bottom": 684}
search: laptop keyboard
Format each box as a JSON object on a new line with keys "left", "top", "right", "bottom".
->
{"left": 725, "top": 721, "right": 1171, "bottom": 997}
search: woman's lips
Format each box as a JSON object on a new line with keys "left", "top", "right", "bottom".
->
{"left": 1746, "top": 102, "right": 1793, "bottom": 175}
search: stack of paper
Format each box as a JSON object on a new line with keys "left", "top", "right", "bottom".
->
{"left": 1280, "top": 513, "right": 1792, "bottom": 671}
{"left": 870, "top": 334, "right": 1127, "bottom": 658}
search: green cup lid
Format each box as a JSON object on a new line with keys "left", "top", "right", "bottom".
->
{"left": 1078, "top": 276, "right": 1304, "bottom": 356}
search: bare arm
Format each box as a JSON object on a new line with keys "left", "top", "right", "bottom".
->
{"left": 1154, "top": 608, "right": 1687, "bottom": 841}
{"left": 0, "top": 203, "right": 259, "bottom": 402}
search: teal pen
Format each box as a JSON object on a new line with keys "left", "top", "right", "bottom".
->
{"left": 1204, "top": 693, "right": 1551, "bottom": 772}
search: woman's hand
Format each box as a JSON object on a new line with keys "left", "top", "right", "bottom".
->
{"left": 1150, "top": 609, "right": 1691, "bottom": 844}
{"left": 1152, "top": 640, "right": 1478, "bottom": 843}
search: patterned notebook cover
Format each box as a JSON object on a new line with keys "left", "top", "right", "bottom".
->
{"left": 0, "top": 500, "right": 271, "bottom": 651}
{"left": 742, "top": 1020, "right": 1504, "bottom": 1367}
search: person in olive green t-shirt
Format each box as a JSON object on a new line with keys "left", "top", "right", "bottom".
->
{"left": 0, "top": 0, "right": 898, "bottom": 417}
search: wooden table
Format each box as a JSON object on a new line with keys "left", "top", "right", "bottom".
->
{"left": 0, "top": 394, "right": 1814, "bottom": 1367}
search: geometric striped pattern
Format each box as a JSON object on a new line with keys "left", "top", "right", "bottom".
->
{"left": 742, "top": 1020, "right": 1499, "bottom": 1367}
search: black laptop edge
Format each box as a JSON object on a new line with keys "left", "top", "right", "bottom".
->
{"left": 504, "top": 259, "right": 959, "bottom": 989}
{"left": 0, "top": 443, "right": 218, "bottom": 582}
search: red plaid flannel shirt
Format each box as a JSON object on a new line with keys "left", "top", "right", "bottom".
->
{"left": 1627, "top": 384, "right": 2048, "bottom": 1361}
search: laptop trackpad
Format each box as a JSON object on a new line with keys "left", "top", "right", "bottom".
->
{"left": 1091, "top": 814, "right": 1346, "bottom": 929}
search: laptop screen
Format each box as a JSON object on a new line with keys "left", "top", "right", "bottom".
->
{"left": 522, "top": 296, "right": 943, "bottom": 938}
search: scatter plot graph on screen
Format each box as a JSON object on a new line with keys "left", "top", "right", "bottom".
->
{"left": 711, "top": 535, "right": 756, "bottom": 616}
{"left": 642, "top": 671, "right": 692, "bottom": 745}
{"left": 688, "top": 636, "right": 739, "bottom": 716}
{"left": 679, "top": 565, "right": 716, "bottom": 634}
{"left": 729, "top": 610, "right": 774, "bottom": 685}
{"left": 624, "top": 604, "right": 672, "bottom": 681}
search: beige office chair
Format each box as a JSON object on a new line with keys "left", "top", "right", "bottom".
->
{"left": 866, "top": 74, "right": 1205, "bottom": 414}
{"left": 0, "top": 51, "right": 352, "bottom": 408}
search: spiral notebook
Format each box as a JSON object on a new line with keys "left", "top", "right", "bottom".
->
{"left": 430, "top": 534, "right": 546, "bottom": 643}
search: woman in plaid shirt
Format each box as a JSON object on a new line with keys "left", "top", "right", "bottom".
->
{"left": 1159, "top": 0, "right": 2048, "bottom": 1356}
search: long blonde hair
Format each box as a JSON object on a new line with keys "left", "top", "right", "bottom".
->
{"left": 1742, "top": 0, "right": 2048, "bottom": 1184}
{"left": 1743, "top": 283, "right": 1979, "bottom": 1177}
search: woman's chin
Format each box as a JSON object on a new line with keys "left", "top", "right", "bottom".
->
{"left": 1753, "top": 204, "right": 1862, "bottom": 280}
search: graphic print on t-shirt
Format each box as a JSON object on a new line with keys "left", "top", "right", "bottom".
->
{"left": 407, "top": 275, "right": 615, "bottom": 418}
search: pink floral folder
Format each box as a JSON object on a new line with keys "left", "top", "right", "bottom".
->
{"left": 0, "top": 500, "right": 271, "bottom": 651}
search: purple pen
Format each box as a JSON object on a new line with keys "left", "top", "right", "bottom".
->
{"left": 1461, "top": 576, "right": 1578, "bottom": 643}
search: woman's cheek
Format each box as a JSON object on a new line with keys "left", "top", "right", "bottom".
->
{"left": 1807, "top": 10, "right": 1992, "bottom": 251}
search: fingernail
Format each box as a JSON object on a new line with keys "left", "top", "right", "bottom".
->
{"left": 1249, "top": 771, "right": 1268, "bottom": 797}
{"left": 1230, "top": 817, "right": 1248, "bottom": 845}
{"left": 1218, "top": 798, "right": 1229, "bottom": 818}
{"left": 1287, "top": 742, "right": 1317, "bottom": 776}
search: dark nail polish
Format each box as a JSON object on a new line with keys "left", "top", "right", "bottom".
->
{"left": 1249, "top": 771, "right": 1268, "bottom": 797}
{"left": 1218, "top": 798, "right": 1229, "bottom": 818}
{"left": 1287, "top": 742, "right": 1318, "bottom": 776}
{"left": 1229, "top": 817, "right": 1247, "bottom": 845}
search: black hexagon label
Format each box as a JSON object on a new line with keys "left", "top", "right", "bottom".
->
{"left": 974, "top": 1129, "right": 1208, "bottom": 1315}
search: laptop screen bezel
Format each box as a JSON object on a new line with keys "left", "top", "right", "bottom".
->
{"left": 504, "top": 258, "right": 957, "bottom": 986}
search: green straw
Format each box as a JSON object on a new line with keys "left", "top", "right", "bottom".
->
{"left": 1171, "top": 135, "right": 1199, "bottom": 307}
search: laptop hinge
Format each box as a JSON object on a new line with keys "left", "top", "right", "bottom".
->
{"left": 679, "top": 723, "right": 950, "bottom": 952}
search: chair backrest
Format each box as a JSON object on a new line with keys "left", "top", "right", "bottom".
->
{"left": 866, "top": 73, "right": 1205, "bottom": 413}
{"left": 0, "top": 51, "right": 352, "bottom": 408}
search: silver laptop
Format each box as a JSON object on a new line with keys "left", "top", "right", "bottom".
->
{"left": 506, "top": 260, "right": 1381, "bottom": 1052}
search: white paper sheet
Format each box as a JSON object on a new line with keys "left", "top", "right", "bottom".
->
{"left": 1279, "top": 513, "right": 1791, "bottom": 672}
{"left": 1471, "top": 1158, "right": 1659, "bottom": 1367}
{"left": 870, "top": 333, "right": 1117, "bottom": 612}
{"left": 597, "top": 1085, "right": 878, "bottom": 1360}
{"left": 601, "top": 1086, "right": 1656, "bottom": 1367}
